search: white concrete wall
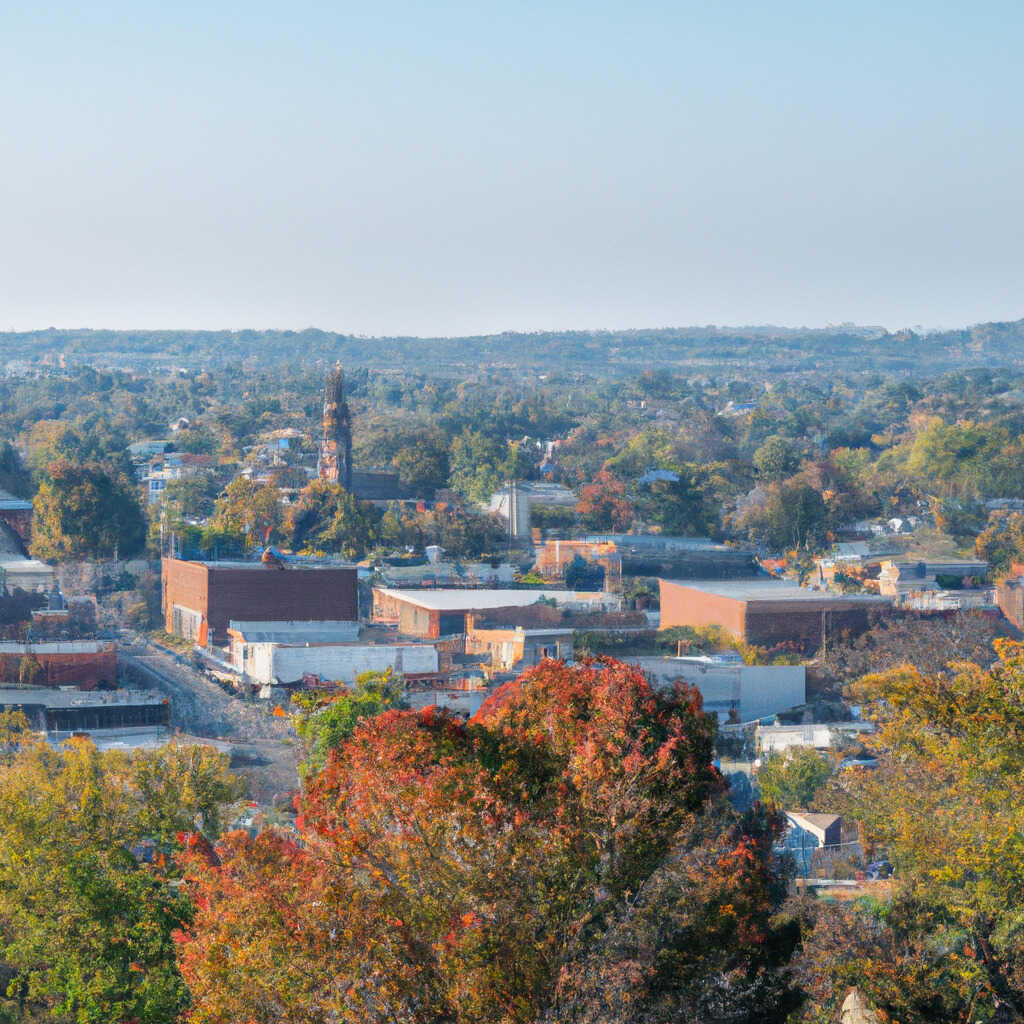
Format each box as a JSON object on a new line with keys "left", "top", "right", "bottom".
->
{"left": 737, "top": 665, "right": 806, "bottom": 723}
{"left": 637, "top": 658, "right": 805, "bottom": 724}
{"left": 245, "top": 642, "right": 439, "bottom": 684}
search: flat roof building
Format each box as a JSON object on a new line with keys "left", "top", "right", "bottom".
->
{"left": 373, "top": 587, "right": 621, "bottom": 639}
{"left": 225, "top": 619, "right": 439, "bottom": 687}
{"left": 659, "top": 578, "right": 889, "bottom": 651}
{"left": 0, "top": 687, "right": 170, "bottom": 746}
{"left": 162, "top": 557, "right": 358, "bottom": 644}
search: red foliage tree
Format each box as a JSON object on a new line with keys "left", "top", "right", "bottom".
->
{"left": 575, "top": 470, "right": 635, "bottom": 532}
{"left": 178, "top": 659, "right": 798, "bottom": 1023}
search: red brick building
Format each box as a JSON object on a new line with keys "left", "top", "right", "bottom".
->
{"left": 659, "top": 578, "right": 889, "bottom": 650}
{"left": 162, "top": 557, "right": 358, "bottom": 642}
{"left": 0, "top": 640, "right": 117, "bottom": 689}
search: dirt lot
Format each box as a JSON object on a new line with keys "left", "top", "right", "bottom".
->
{"left": 119, "top": 638, "right": 301, "bottom": 804}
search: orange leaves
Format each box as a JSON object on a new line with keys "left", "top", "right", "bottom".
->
{"left": 180, "top": 658, "right": 791, "bottom": 1023}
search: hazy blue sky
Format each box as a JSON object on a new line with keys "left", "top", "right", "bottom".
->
{"left": 1, "top": 1, "right": 1021, "bottom": 335}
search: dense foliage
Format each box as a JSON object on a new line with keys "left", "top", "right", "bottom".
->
{"left": 0, "top": 719, "right": 240, "bottom": 1024}
{"left": 177, "top": 659, "right": 800, "bottom": 1023}
{"left": 792, "top": 642, "right": 1024, "bottom": 1022}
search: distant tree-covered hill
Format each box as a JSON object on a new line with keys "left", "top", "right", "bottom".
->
{"left": 3, "top": 318, "right": 1024, "bottom": 375}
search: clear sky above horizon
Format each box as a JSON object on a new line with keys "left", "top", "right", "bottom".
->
{"left": 2, "top": 0, "right": 1022, "bottom": 337}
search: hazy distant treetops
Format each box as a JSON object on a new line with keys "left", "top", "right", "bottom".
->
{"left": 12, "top": 341, "right": 1024, "bottom": 566}
{"left": 8, "top": 319, "right": 1024, "bottom": 373}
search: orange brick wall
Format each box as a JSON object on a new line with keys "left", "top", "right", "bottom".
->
{"left": 658, "top": 580, "right": 747, "bottom": 637}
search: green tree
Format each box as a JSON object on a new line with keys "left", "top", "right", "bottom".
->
{"left": 0, "top": 739, "right": 240, "bottom": 1024}
{"left": 287, "top": 479, "right": 379, "bottom": 558}
{"left": 645, "top": 469, "right": 716, "bottom": 536}
{"left": 391, "top": 432, "right": 450, "bottom": 494}
{"left": 171, "top": 425, "right": 218, "bottom": 455}
{"left": 755, "top": 746, "right": 831, "bottom": 809}
{"left": 447, "top": 429, "right": 524, "bottom": 502}
{"left": 0, "top": 442, "right": 31, "bottom": 498}
{"left": 292, "top": 671, "right": 407, "bottom": 775}
{"left": 31, "top": 460, "right": 146, "bottom": 561}
{"left": 209, "top": 477, "right": 283, "bottom": 547}
{"left": 975, "top": 510, "right": 1024, "bottom": 575}
{"left": 733, "top": 479, "right": 829, "bottom": 552}
{"left": 753, "top": 435, "right": 800, "bottom": 480}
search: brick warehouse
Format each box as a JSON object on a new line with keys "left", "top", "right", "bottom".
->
{"left": 162, "top": 557, "right": 358, "bottom": 643}
{"left": 658, "top": 578, "right": 890, "bottom": 650}
{"left": 0, "top": 640, "right": 117, "bottom": 689}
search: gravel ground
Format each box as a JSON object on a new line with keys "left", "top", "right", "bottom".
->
{"left": 119, "top": 639, "right": 300, "bottom": 803}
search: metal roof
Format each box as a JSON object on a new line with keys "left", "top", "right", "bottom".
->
{"left": 0, "top": 487, "right": 31, "bottom": 511}
{"left": 0, "top": 687, "right": 162, "bottom": 709}
{"left": 227, "top": 619, "right": 361, "bottom": 643}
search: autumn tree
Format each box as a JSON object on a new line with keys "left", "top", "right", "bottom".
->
{"left": 803, "top": 642, "right": 1024, "bottom": 1021}
{"left": 0, "top": 739, "right": 240, "bottom": 1024}
{"left": 208, "top": 476, "right": 283, "bottom": 547}
{"left": 179, "top": 659, "right": 799, "bottom": 1023}
{"left": 975, "top": 510, "right": 1024, "bottom": 575}
{"left": 576, "top": 470, "right": 634, "bottom": 532}
{"left": 286, "top": 479, "right": 380, "bottom": 558}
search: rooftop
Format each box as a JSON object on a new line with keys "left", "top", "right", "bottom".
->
{"left": 376, "top": 587, "right": 609, "bottom": 611}
{"left": 584, "top": 533, "right": 731, "bottom": 552}
{"left": 661, "top": 578, "right": 889, "bottom": 604}
{"left": 0, "top": 687, "right": 163, "bottom": 709}
{"left": 0, "top": 487, "right": 32, "bottom": 512}
{"left": 785, "top": 812, "right": 841, "bottom": 832}
{"left": 0, "top": 640, "right": 114, "bottom": 654}
{"left": 227, "top": 620, "right": 361, "bottom": 643}
{"left": 168, "top": 556, "right": 355, "bottom": 570}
